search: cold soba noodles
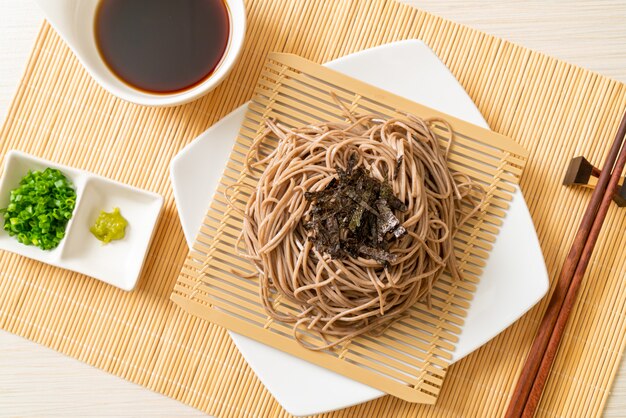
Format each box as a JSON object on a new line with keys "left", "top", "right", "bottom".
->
{"left": 231, "top": 100, "right": 485, "bottom": 350}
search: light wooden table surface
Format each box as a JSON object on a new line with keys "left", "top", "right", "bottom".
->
{"left": 1, "top": 1, "right": 625, "bottom": 416}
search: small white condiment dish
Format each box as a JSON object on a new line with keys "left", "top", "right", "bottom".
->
{"left": 0, "top": 151, "right": 163, "bottom": 291}
{"left": 33, "top": 0, "right": 246, "bottom": 107}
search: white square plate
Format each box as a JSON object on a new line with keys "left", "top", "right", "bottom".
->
{"left": 0, "top": 150, "right": 163, "bottom": 291}
{"left": 170, "top": 40, "right": 549, "bottom": 416}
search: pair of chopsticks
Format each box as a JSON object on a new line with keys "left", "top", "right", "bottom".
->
{"left": 505, "top": 110, "right": 626, "bottom": 418}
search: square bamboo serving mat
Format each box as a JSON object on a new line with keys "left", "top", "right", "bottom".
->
{"left": 171, "top": 52, "right": 528, "bottom": 404}
{"left": 2, "top": 0, "right": 626, "bottom": 416}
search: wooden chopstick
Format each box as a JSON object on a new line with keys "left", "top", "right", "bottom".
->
{"left": 505, "top": 110, "right": 626, "bottom": 418}
{"left": 521, "top": 132, "right": 626, "bottom": 416}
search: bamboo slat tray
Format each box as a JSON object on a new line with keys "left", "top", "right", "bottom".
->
{"left": 172, "top": 52, "right": 528, "bottom": 403}
{"left": 2, "top": 0, "right": 626, "bottom": 416}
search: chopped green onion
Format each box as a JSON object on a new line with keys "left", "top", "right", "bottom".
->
{"left": 0, "top": 168, "right": 76, "bottom": 250}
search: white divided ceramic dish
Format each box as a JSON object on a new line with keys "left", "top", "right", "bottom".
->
{"left": 170, "top": 40, "right": 549, "bottom": 416}
{"left": 0, "top": 151, "right": 163, "bottom": 291}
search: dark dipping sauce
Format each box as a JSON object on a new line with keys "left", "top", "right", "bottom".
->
{"left": 95, "top": 0, "right": 230, "bottom": 93}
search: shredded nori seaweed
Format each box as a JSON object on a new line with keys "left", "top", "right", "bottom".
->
{"left": 304, "top": 156, "right": 407, "bottom": 266}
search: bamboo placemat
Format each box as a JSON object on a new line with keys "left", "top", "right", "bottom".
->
{"left": 171, "top": 52, "right": 528, "bottom": 404}
{"left": 1, "top": 0, "right": 625, "bottom": 417}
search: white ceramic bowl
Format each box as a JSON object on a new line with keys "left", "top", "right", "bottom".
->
{"left": 35, "top": 0, "right": 246, "bottom": 107}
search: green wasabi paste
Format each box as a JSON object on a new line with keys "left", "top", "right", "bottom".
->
{"left": 90, "top": 207, "right": 128, "bottom": 243}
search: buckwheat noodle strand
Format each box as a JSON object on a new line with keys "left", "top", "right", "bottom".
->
{"left": 232, "top": 112, "right": 484, "bottom": 350}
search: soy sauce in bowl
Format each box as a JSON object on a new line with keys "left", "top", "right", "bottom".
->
{"left": 95, "top": 0, "right": 230, "bottom": 94}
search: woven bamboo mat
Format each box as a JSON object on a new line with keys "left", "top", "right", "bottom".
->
{"left": 1, "top": 0, "right": 625, "bottom": 416}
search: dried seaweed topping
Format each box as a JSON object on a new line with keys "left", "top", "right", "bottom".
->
{"left": 304, "top": 159, "right": 407, "bottom": 266}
